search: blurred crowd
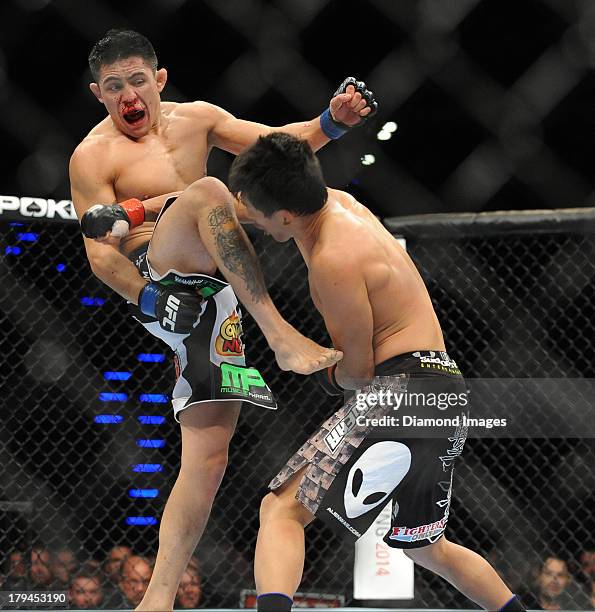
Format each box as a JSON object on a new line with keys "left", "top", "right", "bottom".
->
{"left": 1, "top": 544, "right": 201, "bottom": 609}
{"left": 2, "top": 543, "right": 595, "bottom": 609}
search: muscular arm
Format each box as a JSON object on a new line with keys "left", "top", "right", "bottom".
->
{"left": 310, "top": 254, "right": 375, "bottom": 389}
{"left": 206, "top": 104, "right": 330, "bottom": 155}
{"left": 205, "top": 80, "right": 374, "bottom": 155}
{"left": 69, "top": 144, "right": 147, "bottom": 304}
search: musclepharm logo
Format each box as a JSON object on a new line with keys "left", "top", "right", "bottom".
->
{"left": 221, "top": 363, "right": 267, "bottom": 394}
{"left": 0, "top": 195, "right": 77, "bottom": 220}
{"left": 162, "top": 295, "right": 180, "bottom": 331}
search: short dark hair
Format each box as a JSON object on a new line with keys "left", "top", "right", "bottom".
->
{"left": 88, "top": 29, "right": 157, "bottom": 81}
{"left": 228, "top": 132, "right": 328, "bottom": 217}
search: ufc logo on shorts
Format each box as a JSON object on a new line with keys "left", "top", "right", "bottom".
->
{"left": 162, "top": 294, "right": 180, "bottom": 331}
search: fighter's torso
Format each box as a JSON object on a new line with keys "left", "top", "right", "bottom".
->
{"left": 87, "top": 101, "right": 213, "bottom": 256}
{"left": 308, "top": 189, "right": 445, "bottom": 364}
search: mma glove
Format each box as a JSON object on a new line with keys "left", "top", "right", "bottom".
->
{"left": 80, "top": 198, "right": 145, "bottom": 240}
{"left": 320, "top": 76, "right": 379, "bottom": 139}
{"left": 314, "top": 363, "right": 344, "bottom": 396}
{"left": 138, "top": 283, "right": 204, "bottom": 335}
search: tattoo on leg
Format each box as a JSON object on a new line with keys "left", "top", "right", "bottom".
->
{"left": 208, "top": 205, "right": 267, "bottom": 302}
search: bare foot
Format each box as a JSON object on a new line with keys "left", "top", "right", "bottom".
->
{"left": 271, "top": 328, "right": 343, "bottom": 375}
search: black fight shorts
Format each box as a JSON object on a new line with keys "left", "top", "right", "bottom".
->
{"left": 269, "top": 351, "right": 468, "bottom": 549}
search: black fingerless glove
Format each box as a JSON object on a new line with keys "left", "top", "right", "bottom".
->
{"left": 138, "top": 283, "right": 203, "bottom": 334}
{"left": 320, "top": 76, "right": 379, "bottom": 139}
{"left": 81, "top": 198, "right": 145, "bottom": 239}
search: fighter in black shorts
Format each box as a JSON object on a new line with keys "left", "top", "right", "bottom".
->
{"left": 228, "top": 133, "right": 527, "bottom": 612}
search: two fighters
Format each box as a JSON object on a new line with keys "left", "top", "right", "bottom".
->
{"left": 228, "top": 133, "right": 526, "bottom": 612}
{"left": 71, "top": 29, "right": 376, "bottom": 611}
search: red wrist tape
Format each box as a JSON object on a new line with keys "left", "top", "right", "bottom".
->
{"left": 120, "top": 198, "right": 145, "bottom": 228}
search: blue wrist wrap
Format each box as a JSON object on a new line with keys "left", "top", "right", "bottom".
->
{"left": 138, "top": 283, "right": 160, "bottom": 317}
{"left": 320, "top": 108, "right": 348, "bottom": 139}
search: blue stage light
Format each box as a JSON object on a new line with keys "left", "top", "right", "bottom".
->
{"left": 139, "top": 394, "right": 168, "bottom": 403}
{"left": 81, "top": 297, "right": 105, "bottom": 306}
{"left": 129, "top": 489, "right": 159, "bottom": 498}
{"left": 132, "top": 463, "right": 163, "bottom": 473}
{"left": 136, "top": 439, "right": 166, "bottom": 448}
{"left": 17, "top": 232, "right": 38, "bottom": 242}
{"left": 94, "top": 415, "right": 124, "bottom": 424}
{"left": 138, "top": 416, "right": 166, "bottom": 425}
{"left": 99, "top": 392, "right": 127, "bottom": 402}
{"left": 103, "top": 371, "right": 132, "bottom": 381}
{"left": 125, "top": 516, "right": 158, "bottom": 526}
{"left": 137, "top": 353, "right": 166, "bottom": 363}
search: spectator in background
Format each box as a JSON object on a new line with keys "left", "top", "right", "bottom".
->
{"left": 175, "top": 565, "right": 202, "bottom": 609}
{"left": 30, "top": 545, "right": 53, "bottom": 589}
{"left": 51, "top": 547, "right": 77, "bottom": 589}
{"left": 578, "top": 547, "right": 595, "bottom": 585}
{"left": 5, "top": 550, "right": 28, "bottom": 589}
{"left": 118, "top": 555, "right": 153, "bottom": 608}
{"left": 103, "top": 544, "right": 132, "bottom": 586}
{"left": 101, "top": 545, "right": 132, "bottom": 609}
{"left": 521, "top": 555, "right": 587, "bottom": 610}
{"left": 85, "top": 558, "right": 102, "bottom": 573}
{"left": 69, "top": 569, "right": 104, "bottom": 610}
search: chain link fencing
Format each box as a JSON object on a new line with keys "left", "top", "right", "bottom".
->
{"left": 2, "top": 0, "right": 595, "bottom": 215}
{"left": 1, "top": 209, "right": 594, "bottom": 609}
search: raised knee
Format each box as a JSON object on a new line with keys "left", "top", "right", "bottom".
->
{"left": 186, "top": 176, "right": 232, "bottom": 208}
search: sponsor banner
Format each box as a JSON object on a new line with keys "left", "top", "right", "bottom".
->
{"left": 0, "top": 195, "right": 77, "bottom": 223}
{"left": 354, "top": 501, "right": 414, "bottom": 600}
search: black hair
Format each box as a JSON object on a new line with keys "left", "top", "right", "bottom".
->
{"left": 88, "top": 29, "right": 158, "bottom": 81}
{"left": 228, "top": 132, "right": 328, "bottom": 217}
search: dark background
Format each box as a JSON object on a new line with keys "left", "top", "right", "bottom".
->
{"left": 1, "top": 0, "right": 594, "bottom": 216}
